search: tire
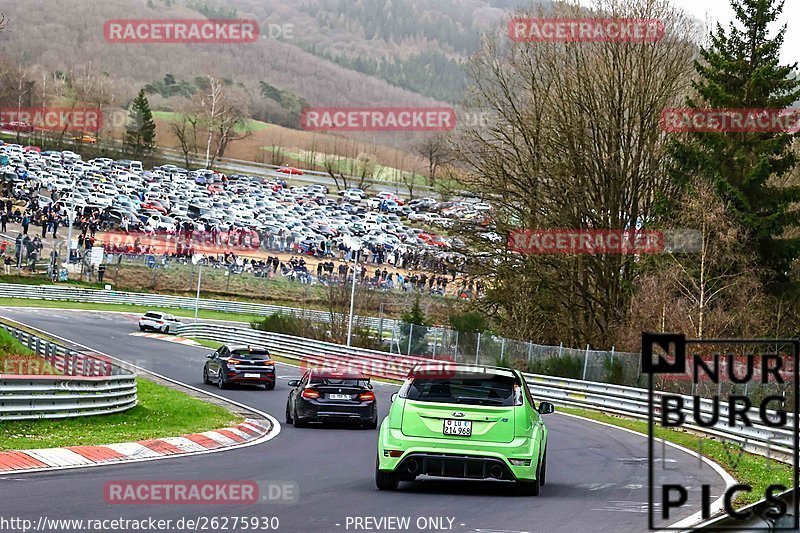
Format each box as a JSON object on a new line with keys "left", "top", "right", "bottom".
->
{"left": 265, "top": 381, "right": 275, "bottom": 391}
{"left": 202, "top": 367, "right": 210, "bottom": 384}
{"left": 363, "top": 414, "right": 378, "bottom": 430}
{"left": 163, "top": 326, "right": 170, "bottom": 334}
{"left": 517, "top": 477, "right": 540, "bottom": 496}
{"left": 292, "top": 404, "right": 308, "bottom": 427}
{"left": 540, "top": 449, "right": 547, "bottom": 486}
{"left": 217, "top": 372, "right": 228, "bottom": 390}
{"left": 285, "top": 402, "right": 293, "bottom": 424}
{"left": 375, "top": 461, "right": 400, "bottom": 491}
{"left": 517, "top": 457, "right": 543, "bottom": 496}
{"left": 139, "top": 325, "right": 145, "bottom": 332}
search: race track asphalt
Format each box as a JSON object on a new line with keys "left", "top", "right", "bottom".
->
{"left": 0, "top": 308, "right": 728, "bottom": 533}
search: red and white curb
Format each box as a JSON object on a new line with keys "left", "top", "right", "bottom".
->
{"left": 129, "top": 331, "right": 201, "bottom": 346}
{"left": 0, "top": 419, "right": 269, "bottom": 474}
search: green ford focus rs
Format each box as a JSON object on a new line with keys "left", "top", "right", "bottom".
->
{"left": 376, "top": 364, "right": 554, "bottom": 495}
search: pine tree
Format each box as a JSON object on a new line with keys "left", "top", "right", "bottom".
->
{"left": 668, "top": 0, "right": 800, "bottom": 283}
{"left": 125, "top": 89, "right": 156, "bottom": 156}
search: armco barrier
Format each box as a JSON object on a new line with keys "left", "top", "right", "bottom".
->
{"left": 0, "top": 320, "right": 137, "bottom": 421}
{"left": 0, "top": 282, "right": 393, "bottom": 331}
{"left": 175, "top": 323, "right": 795, "bottom": 462}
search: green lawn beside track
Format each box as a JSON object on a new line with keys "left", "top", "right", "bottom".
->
{"left": 0, "top": 378, "right": 242, "bottom": 450}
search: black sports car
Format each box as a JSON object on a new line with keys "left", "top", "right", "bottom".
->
{"left": 285, "top": 368, "right": 378, "bottom": 428}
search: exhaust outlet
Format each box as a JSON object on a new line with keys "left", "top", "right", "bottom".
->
{"left": 489, "top": 465, "right": 503, "bottom": 479}
{"left": 407, "top": 459, "right": 419, "bottom": 474}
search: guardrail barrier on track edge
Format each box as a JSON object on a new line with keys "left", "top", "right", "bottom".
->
{"left": 0, "top": 319, "right": 137, "bottom": 421}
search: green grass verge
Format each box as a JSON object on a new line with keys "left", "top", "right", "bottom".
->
{"left": 0, "top": 378, "right": 242, "bottom": 450}
{"left": 559, "top": 407, "right": 793, "bottom": 506}
{"left": 0, "top": 327, "right": 61, "bottom": 375}
{"left": 191, "top": 338, "right": 224, "bottom": 350}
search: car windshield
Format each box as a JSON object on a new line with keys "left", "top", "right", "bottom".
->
{"left": 403, "top": 375, "right": 522, "bottom": 406}
{"left": 143, "top": 312, "right": 161, "bottom": 319}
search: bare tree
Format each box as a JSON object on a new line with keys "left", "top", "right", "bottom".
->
{"left": 416, "top": 133, "right": 454, "bottom": 186}
{"left": 197, "top": 76, "right": 251, "bottom": 168}
{"left": 170, "top": 110, "right": 199, "bottom": 167}
{"left": 619, "top": 180, "right": 768, "bottom": 348}
{"left": 0, "top": 13, "right": 8, "bottom": 34}
{"left": 451, "top": 0, "right": 700, "bottom": 347}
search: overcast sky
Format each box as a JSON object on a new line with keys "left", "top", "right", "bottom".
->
{"left": 578, "top": 0, "right": 799, "bottom": 66}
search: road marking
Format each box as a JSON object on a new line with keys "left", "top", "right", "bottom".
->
{"left": 129, "top": 331, "right": 201, "bottom": 346}
{"left": 25, "top": 448, "right": 94, "bottom": 467}
{"left": 105, "top": 442, "right": 163, "bottom": 459}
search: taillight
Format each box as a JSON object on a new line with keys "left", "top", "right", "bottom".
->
{"left": 228, "top": 359, "right": 242, "bottom": 365}
{"left": 263, "top": 360, "right": 274, "bottom": 366}
{"left": 301, "top": 389, "right": 320, "bottom": 400}
{"left": 359, "top": 391, "right": 376, "bottom": 402}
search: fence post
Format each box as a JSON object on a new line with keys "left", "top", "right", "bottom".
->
{"left": 475, "top": 332, "right": 482, "bottom": 364}
{"left": 500, "top": 338, "right": 506, "bottom": 365}
{"left": 610, "top": 346, "right": 615, "bottom": 363}
{"left": 527, "top": 342, "right": 533, "bottom": 365}
{"left": 582, "top": 344, "right": 590, "bottom": 380}
{"left": 378, "top": 303, "right": 385, "bottom": 342}
{"left": 407, "top": 324, "right": 413, "bottom": 356}
{"left": 389, "top": 323, "right": 396, "bottom": 354}
{"left": 559, "top": 342, "right": 563, "bottom": 358}
{"left": 454, "top": 330, "right": 459, "bottom": 361}
{"left": 432, "top": 329, "right": 438, "bottom": 358}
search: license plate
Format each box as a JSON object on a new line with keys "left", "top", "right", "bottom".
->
{"left": 443, "top": 419, "right": 472, "bottom": 436}
{"left": 329, "top": 394, "right": 350, "bottom": 400}
{"left": 243, "top": 373, "right": 261, "bottom": 378}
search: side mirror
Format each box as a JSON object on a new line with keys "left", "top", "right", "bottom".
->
{"left": 390, "top": 393, "right": 398, "bottom": 403}
{"left": 287, "top": 380, "right": 300, "bottom": 387}
{"left": 538, "top": 401, "right": 555, "bottom": 415}
{"left": 206, "top": 353, "right": 214, "bottom": 359}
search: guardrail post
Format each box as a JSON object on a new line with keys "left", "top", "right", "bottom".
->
{"left": 378, "top": 303, "right": 385, "bottom": 341}
{"left": 475, "top": 333, "right": 482, "bottom": 364}
{"left": 407, "top": 324, "right": 413, "bottom": 356}
{"left": 35, "top": 337, "right": 42, "bottom": 355}
{"left": 582, "top": 344, "right": 590, "bottom": 380}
